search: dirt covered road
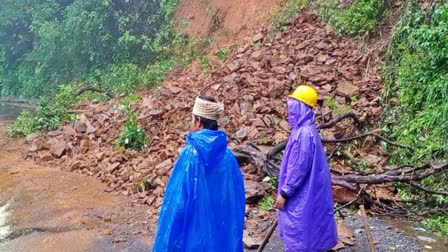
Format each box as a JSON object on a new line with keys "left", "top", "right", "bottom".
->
{"left": 0, "top": 120, "right": 153, "bottom": 251}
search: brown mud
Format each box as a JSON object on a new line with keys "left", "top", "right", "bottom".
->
{"left": 0, "top": 120, "right": 153, "bottom": 251}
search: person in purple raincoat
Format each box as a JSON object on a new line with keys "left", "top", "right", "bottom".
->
{"left": 275, "top": 85, "right": 338, "bottom": 252}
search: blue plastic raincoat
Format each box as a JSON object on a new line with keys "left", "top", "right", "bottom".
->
{"left": 278, "top": 98, "right": 338, "bottom": 252}
{"left": 153, "top": 129, "right": 246, "bottom": 252}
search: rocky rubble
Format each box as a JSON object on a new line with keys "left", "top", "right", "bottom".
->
{"left": 26, "top": 12, "right": 385, "bottom": 243}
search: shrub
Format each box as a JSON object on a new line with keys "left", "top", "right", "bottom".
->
{"left": 115, "top": 112, "right": 149, "bottom": 151}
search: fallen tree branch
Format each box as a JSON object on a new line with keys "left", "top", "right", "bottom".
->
{"left": 331, "top": 179, "right": 359, "bottom": 191}
{"left": 267, "top": 112, "right": 361, "bottom": 158}
{"left": 407, "top": 181, "right": 448, "bottom": 196}
{"left": 257, "top": 218, "right": 278, "bottom": 252}
{"left": 335, "top": 161, "right": 448, "bottom": 184}
{"left": 75, "top": 86, "right": 115, "bottom": 99}
{"left": 334, "top": 187, "right": 363, "bottom": 212}
{"left": 318, "top": 112, "right": 362, "bottom": 129}
{"left": 266, "top": 140, "right": 287, "bottom": 159}
{"left": 270, "top": 131, "right": 413, "bottom": 158}
{"left": 372, "top": 133, "right": 413, "bottom": 151}
{"left": 322, "top": 132, "right": 373, "bottom": 144}
{"left": 360, "top": 205, "right": 376, "bottom": 252}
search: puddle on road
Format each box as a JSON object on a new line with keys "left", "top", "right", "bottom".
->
{"left": 384, "top": 217, "right": 448, "bottom": 251}
{"left": 0, "top": 103, "right": 29, "bottom": 121}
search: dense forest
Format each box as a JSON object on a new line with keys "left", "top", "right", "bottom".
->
{"left": 0, "top": 0, "right": 180, "bottom": 98}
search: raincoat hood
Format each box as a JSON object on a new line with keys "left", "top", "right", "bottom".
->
{"left": 187, "top": 129, "right": 227, "bottom": 167}
{"left": 287, "top": 97, "right": 315, "bottom": 128}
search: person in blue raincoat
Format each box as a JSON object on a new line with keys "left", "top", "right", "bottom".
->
{"left": 153, "top": 96, "right": 246, "bottom": 252}
{"left": 275, "top": 85, "right": 338, "bottom": 252}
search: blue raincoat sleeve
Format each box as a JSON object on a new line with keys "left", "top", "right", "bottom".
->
{"left": 280, "top": 133, "right": 313, "bottom": 198}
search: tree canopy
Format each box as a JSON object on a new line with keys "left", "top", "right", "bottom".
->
{"left": 0, "top": 0, "right": 179, "bottom": 97}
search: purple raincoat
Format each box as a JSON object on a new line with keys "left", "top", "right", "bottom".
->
{"left": 278, "top": 98, "right": 337, "bottom": 252}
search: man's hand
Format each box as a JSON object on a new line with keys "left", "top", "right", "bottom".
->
{"left": 275, "top": 195, "right": 286, "bottom": 210}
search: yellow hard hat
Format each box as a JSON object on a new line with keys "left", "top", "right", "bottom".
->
{"left": 288, "top": 85, "right": 318, "bottom": 108}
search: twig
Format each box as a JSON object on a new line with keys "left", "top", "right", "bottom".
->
{"left": 322, "top": 132, "right": 373, "bottom": 144}
{"left": 74, "top": 85, "right": 114, "bottom": 99}
{"left": 389, "top": 164, "right": 414, "bottom": 171}
{"left": 360, "top": 205, "right": 376, "bottom": 252}
{"left": 334, "top": 161, "right": 448, "bottom": 184}
{"left": 327, "top": 144, "right": 341, "bottom": 160}
{"left": 246, "top": 142, "right": 261, "bottom": 152}
{"left": 373, "top": 133, "right": 413, "bottom": 151}
{"left": 257, "top": 218, "right": 278, "bottom": 252}
{"left": 407, "top": 181, "right": 448, "bottom": 196}
{"left": 104, "top": 119, "right": 126, "bottom": 132}
{"left": 365, "top": 56, "right": 371, "bottom": 78}
{"left": 334, "top": 187, "right": 363, "bottom": 213}
{"left": 267, "top": 112, "right": 363, "bottom": 158}
{"left": 145, "top": 125, "right": 161, "bottom": 151}
{"left": 199, "top": 82, "right": 215, "bottom": 94}
{"left": 318, "top": 112, "right": 362, "bottom": 129}
{"left": 424, "top": 0, "right": 436, "bottom": 24}
{"left": 266, "top": 140, "right": 287, "bottom": 159}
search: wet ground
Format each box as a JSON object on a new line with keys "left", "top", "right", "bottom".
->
{"left": 1, "top": 105, "right": 447, "bottom": 251}
{"left": 251, "top": 215, "right": 448, "bottom": 252}
{"left": 0, "top": 117, "right": 154, "bottom": 251}
{"left": 0, "top": 103, "right": 31, "bottom": 121}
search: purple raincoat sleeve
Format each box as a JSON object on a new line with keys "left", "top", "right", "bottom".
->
{"left": 280, "top": 135, "right": 313, "bottom": 198}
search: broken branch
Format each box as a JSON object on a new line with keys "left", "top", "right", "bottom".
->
{"left": 267, "top": 112, "right": 362, "bottom": 158}
{"left": 257, "top": 218, "right": 278, "bottom": 252}
{"left": 360, "top": 205, "right": 376, "bottom": 252}
{"left": 318, "top": 112, "right": 362, "bottom": 129}
{"left": 75, "top": 85, "right": 115, "bottom": 99}
{"left": 407, "top": 181, "right": 448, "bottom": 196}
{"left": 372, "top": 133, "right": 413, "bottom": 151}
{"left": 334, "top": 187, "right": 363, "bottom": 212}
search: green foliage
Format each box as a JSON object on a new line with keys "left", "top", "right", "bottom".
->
{"left": 268, "top": 176, "right": 279, "bottom": 190}
{"left": 8, "top": 84, "right": 101, "bottom": 137}
{"left": 315, "top": 0, "right": 388, "bottom": 36}
{"left": 253, "top": 41, "right": 263, "bottom": 48}
{"left": 325, "top": 98, "right": 350, "bottom": 116}
{"left": 383, "top": 3, "right": 448, "bottom": 162}
{"left": 425, "top": 216, "right": 448, "bottom": 235}
{"left": 169, "top": 35, "right": 210, "bottom": 67}
{"left": 216, "top": 48, "right": 230, "bottom": 60}
{"left": 97, "top": 64, "right": 148, "bottom": 96}
{"left": 123, "top": 93, "right": 140, "bottom": 103}
{"left": 200, "top": 57, "right": 211, "bottom": 74}
{"left": 326, "top": 98, "right": 338, "bottom": 111}
{"left": 115, "top": 112, "right": 149, "bottom": 151}
{"left": 271, "top": 0, "right": 307, "bottom": 30}
{"left": 7, "top": 110, "right": 38, "bottom": 137}
{"left": 137, "top": 178, "right": 150, "bottom": 192}
{"left": 259, "top": 195, "right": 275, "bottom": 211}
{"left": 382, "top": 2, "right": 448, "bottom": 234}
{"left": 0, "top": 0, "right": 181, "bottom": 98}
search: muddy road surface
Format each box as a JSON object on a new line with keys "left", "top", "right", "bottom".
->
{"left": 0, "top": 120, "right": 154, "bottom": 251}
